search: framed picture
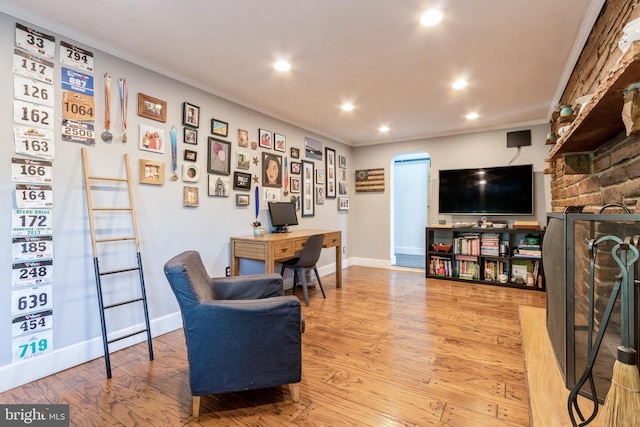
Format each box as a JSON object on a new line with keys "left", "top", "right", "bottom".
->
{"left": 211, "top": 118, "right": 228, "bottom": 137}
{"left": 183, "top": 127, "right": 197, "bottom": 144}
{"left": 236, "top": 194, "right": 250, "bottom": 206}
{"left": 290, "top": 161, "right": 301, "bottom": 174}
{"left": 274, "top": 133, "right": 286, "bottom": 152}
{"left": 137, "top": 93, "right": 166, "bottom": 122}
{"left": 183, "top": 186, "right": 199, "bottom": 207}
{"left": 207, "top": 137, "right": 231, "bottom": 175}
{"left": 184, "top": 149, "right": 197, "bottom": 162}
{"left": 139, "top": 124, "right": 165, "bottom": 154}
{"left": 182, "top": 102, "right": 199, "bottom": 128}
{"left": 182, "top": 163, "right": 200, "bottom": 182}
{"left": 238, "top": 128, "right": 249, "bottom": 147}
{"left": 338, "top": 197, "right": 350, "bottom": 211}
{"left": 304, "top": 136, "right": 322, "bottom": 160}
{"left": 139, "top": 159, "right": 164, "bottom": 185}
{"left": 259, "top": 128, "right": 272, "bottom": 149}
{"left": 316, "top": 186, "right": 325, "bottom": 205}
{"left": 325, "top": 147, "right": 336, "bottom": 198}
{"left": 316, "top": 169, "right": 324, "bottom": 184}
{"left": 236, "top": 152, "right": 250, "bottom": 169}
{"left": 290, "top": 176, "right": 300, "bottom": 193}
{"left": 233, "top": 171, "right": 252, "bottom": 191}
{"left": 262, "top": 152, "right": 283, "bottom": 188}
{"left": 208, "top": 174, "right": 229, "bottom": 197}
{"left": 339, "top": 155, "right": 347, "bottom": 169}
{"left": 301, "top": 160, "right": 314, "bottom": 217}
{"left": 290, "top": 147, "right": 300, "bottom": 159}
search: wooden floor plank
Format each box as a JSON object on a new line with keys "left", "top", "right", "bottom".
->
{"left": 1, "top": 266, "right": 547, "bottom": 426}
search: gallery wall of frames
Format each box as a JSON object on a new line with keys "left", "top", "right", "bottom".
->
{"left": 0, "top": 12, "right": 350, "bottom": 391}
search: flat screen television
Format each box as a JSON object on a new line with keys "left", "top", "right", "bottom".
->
{"left": 438, "top": 164, "right": 534, "bottom": 215}
{"left": 268, "top": 201, "right": 299, "bottom": 233}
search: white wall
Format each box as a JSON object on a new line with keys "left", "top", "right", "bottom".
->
{"left": 351, "top": 124, "right": 552, "bottom": 267}
{"left": 0, "top": 12, "right": 350, "bottom": 391}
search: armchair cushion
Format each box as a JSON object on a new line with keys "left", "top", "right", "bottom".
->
{"left": 212, "top": 273, "right": 283, "bottom": 300}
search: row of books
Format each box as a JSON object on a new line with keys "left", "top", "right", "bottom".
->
{"left": 515, "top": 244, "right": 541, "bottom": 257}
{"left": 454, "top": 233, "right": 480, "bottom": 255}
{"left": 480, "top": 232, "right": 501, "bottom": 256}
{"left": 429, "top": 256, "right": 542, "bottom": 288}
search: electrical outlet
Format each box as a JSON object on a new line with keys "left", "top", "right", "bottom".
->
{"left": 225, "top": 266, "right": 230, "bottom": 277}
{"left": 342, "top": 246, "right": 346, "bottom": 253}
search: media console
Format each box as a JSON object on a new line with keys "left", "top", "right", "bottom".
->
{"left": 426, "top": 226, "right": 545, "bottom": 291}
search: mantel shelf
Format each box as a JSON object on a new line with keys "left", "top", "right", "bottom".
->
{"left": 549, "top": 41, "right": 640, "bottom": 159}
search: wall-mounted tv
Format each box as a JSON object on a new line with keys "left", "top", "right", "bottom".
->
{"left": 438, "top": 164, "right": 534, "bottom": 215}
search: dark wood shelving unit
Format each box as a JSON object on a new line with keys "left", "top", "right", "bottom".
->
{"left": 549, "top": 41, "right": 640, "bottom": 159}
{"left": 425, "top": 226, "right": 545, "bottom": 291}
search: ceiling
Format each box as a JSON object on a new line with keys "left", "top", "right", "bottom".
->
{"left": 1, "top": 0, "right": 605, "bottom": 146}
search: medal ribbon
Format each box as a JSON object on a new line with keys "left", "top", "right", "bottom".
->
{"left": 104, "top": 73, "right": 111, "bottom": 130}
{"left": 118, "top": 78, "right": 128, "bottom": 139}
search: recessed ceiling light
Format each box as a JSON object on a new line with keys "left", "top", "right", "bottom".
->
{"left": 420, "top": 9, "right": 443, "bottom": 27}
{"left": 274, "top": 60, "right": 291, "bottom": 72}
{"left": 451, "top": 79, "right": 468, "bottom": 90}
{"left": 379, "top": 126, "right": 390, "bottom": 133}
{"left": 341, "top": 103, "right": 354, "bottom": 112}
{"left": 466, "top": 112, "right": 479, "bottom": 120}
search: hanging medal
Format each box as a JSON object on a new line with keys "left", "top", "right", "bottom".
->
{"left": 118, "top": 78, "right": 128, "bottom": 143}
{"left": 170, "top": 126, "right": 178, "bottom": 181}
{"left": 101, "top": 73, "right": 112, "bottom": 142}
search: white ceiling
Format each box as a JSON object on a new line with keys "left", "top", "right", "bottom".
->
{"left": 1, "top": 0, "right": 605, "bottom": 146}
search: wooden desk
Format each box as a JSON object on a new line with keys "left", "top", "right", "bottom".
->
{"left": 230, "top": 229, "right": 342, "bottom": 288}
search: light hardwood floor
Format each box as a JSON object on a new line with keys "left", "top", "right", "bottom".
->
{"left": 1, "top": 266, "right": 546, "bottom": 426}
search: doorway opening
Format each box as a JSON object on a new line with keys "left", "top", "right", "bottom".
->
{"left": 391, "top": 152, "right": 431, "bottom": 268}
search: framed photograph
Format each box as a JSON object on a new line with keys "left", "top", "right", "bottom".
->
{"left": 290, "top": 147, "right": 300, "bottom": 159}
{"left": 208, "top": 174, "right": 230, "bottom": 197}
{"left": 211, "top": 118, "right": 228, "bottom": 137}
{"left": 316, "top": 186, "right": 325, "bottom": 205}
{"left": 338, "top": 197, "right": 350, "bottom": 211}
{"left": 137, "top": 93, "right": 166, "bottom": 122}
{"left": 233, "top": 171, "right": 252, "bottom": 191}
{"left": 183, "top": 186, "right": 199, "bottom": 207}
{"left": 316, "top": 169, "right": 324, "bottom": 184}
{"left": 236, "top": 194, "right": 250, "bottom": 206}
{"left": 325, "top": 147, "right": 336, "bottom": 198}
{"left": 339, "top": 155, "right": 347, "bottom": 169}
{"left": 274, "top": 133, "right": 286, "bottom": 152}
{"left": 236, "top": 152, "right": 250, "bottom": 169}
{"left": 184, "top": 149, "right": 197, "bottom": 162}
{"left": 182, "top": 102, "right": 199, "bottom": 128}
{"left": 290, "top": 161, "right": 301, "bottom": 175}
{"left": 207, "top": 137, "right": 231, "bottom": 175}
{"left": 238, "top": 128, "right": 249, "bottom": 147}
{"left": 139, "top": 159, "right": 164, "bottom": 185}
{"left": 304, "top": 136, "right": 322, "bottom": 160}
{"left": 301, "top": 160, "right": 315, "bottom": 217}
{"left": 139, "top": 124, "right": 165, "bottom": 154}
{"left": 182, "top": 163, "right": 200, "bottom": 182}
{"left": 262, "top": 152, "right": 283, "bottom": 188}
{"left": 290, "top": 177, "right": 300, "bottom": 193}
{"left": 183, "top": 127, "right": 197, "bottom": 145}
{"left": 259, "top": 128, "right": 272, "bottom": 149}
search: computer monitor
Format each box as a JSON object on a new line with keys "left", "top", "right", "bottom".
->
{"left": 268, "top": 202, "right": 298, "bottom": 233}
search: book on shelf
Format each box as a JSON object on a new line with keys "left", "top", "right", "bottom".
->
{"left": 480, "top": 232, "right": 500, "bottom": 256}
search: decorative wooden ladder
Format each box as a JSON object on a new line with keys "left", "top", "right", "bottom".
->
{"left": 81, "top": 147, "right": 153, "bottom": 378}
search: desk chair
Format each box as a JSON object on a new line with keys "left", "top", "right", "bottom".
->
{"left": 280, "top": 234, "right": 326, "bottom": 306}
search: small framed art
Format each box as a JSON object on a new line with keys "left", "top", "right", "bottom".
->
{"left": 238, "top": 128, "right": 249, "bottom": 147}
{"left": 259, "top": 128, "right": 272, "bottom": 149}
{"left": 290, "top": 176, "right": 300, "bottom": 193}
{"left": 182, "top": 102, "right": 199, "bottom": 128}
{"left": 207, "top": 137, "right": 231, "bottom": 175}
{"left": 290, "top": 161, "right": 301, "bottom": 174}
{"left": 208, "top": 174, "right": 229, "bottom": 197}
{"left": 338, "top": 197, "right": 350, "bottom": 211}
{"left": 140, "top": 124, "right": 165, "bottom": 153}
{"left": 184, "top": 149, "right": 197, "bottom": 162}
{"left": 138, "top": 93, "right": 166, "bottom": 122}
{"left": 182, "top": 163, "right": 200, "bottom": 182}
{"left": 290, "top": 147, "right": 300, "bottom": 159}
{"left": 139, "top": 159, "right": 164, "bottom": 185}
{"left": 274, "top": 133, "right": 286, "bottom": 152}
{"left": 325, "top": 147, "right": 336, "bottom": 198}
{"left": 183, "top": 127, "right": 197, "bottom": 144}
{"left": 233, "top": 171, "right": 252, "bottom": 190}
{"left": 301, "top": 160, "right": 314, "bottom": 217}
{"left": 183, "top": 186, "right": 199, "bottom": 207}
{"left": 236, "top": 194, "right": 250, "bottom": 206}
{"left": 211, "top": 118, "right": 228, "bottom": 137}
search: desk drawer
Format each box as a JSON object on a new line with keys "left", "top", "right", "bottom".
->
{"left": 273, "top": 241, "right": 295, "bottom": 259}
{"left": 323, "top": 232, "right": 341, "bottom": 247}
{"left": 233, "top": 241, "right": 267, "bottom": 259}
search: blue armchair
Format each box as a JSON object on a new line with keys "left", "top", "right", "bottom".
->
{"left": 163, "top": 250, "right": 303, "bottom": 416}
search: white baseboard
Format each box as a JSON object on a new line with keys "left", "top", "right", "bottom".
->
{"left": 0, "top": 312, "right": 183, "bottom": 393}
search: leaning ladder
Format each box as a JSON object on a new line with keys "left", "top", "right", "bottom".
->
{"left": 81, "top": 147, "right": 153, "bottom": 378}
